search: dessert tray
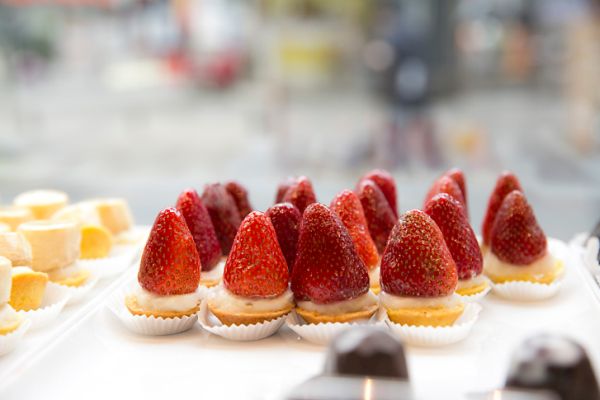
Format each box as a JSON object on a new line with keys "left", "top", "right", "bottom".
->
{"left": 0, "top": 236, "right": 598, "bottom": 400}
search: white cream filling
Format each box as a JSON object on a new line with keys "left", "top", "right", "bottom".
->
{"left": 12, "top": 266, "right": 35, "bottom": 276}
{"left": 208, "top": 285, "right": 293, "bottom": 314}
{"left": 47, "top": 263, "right": 84, "bottom": 281}
{"left": 202, "top": 258, "right": 225, "bottom": 282}
{"left": 297, "top": 291, "right": 377, "bottom": 315}
{"left": 0, "top": 304, "right": 20, "bottom": 329}
{"left": 484, "top": 251, "right": 557, "bottom": 280}
{"left": 368, "top": 266, "right": 380, "bottom": 287}
{"left": 133, "top": 285, "right": 200, "bottom": 313}
{"left": 379, "top": 291, "right": 462, "bottom": 309}
{"left": 456, "top": 274, "right": 486, "bottom": 291}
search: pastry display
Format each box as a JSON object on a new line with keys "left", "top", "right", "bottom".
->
{"left": 484, "top": 190, "right": 562, "bottom": 285}
{"left": 481, "top": 171, "right": 523, "bottom": 250}
{"left": 176, "top": 189, "right": 223, "bottom": 287}
{"left": 356, "top": 178, "right": 396, "bottom": 255}
{"left": 207, "top": 211, "right": 293, "bottom": 325}
{"left": 202, "top": 183, "right": 242, "bottom": 255}
{"left": 13, "top": 190, "right": 68, "bottom": 220}
{"left": 79, "top": 224, "right": 113, "bottom": 259}
{"left": 92, "top": 198, "right": 134, "bottom": 237}
{"left": 9, "top": 267, "right": 48, "bottom": 311}
{"left": 330, "top": 190, "right": 381, "bottom": 294}
{"left": 18, "top": 220, "right": 89, "bottom": 287}
{"left": 357, "top": 169, "right": 398, "bottom": 217}
{"left": 505, "top": 334, "right": 600, "bottom": 400}
{"left": 323, "top": 327, "right": 409, "bottom": 379}
{"left": 380, "top": 209, "right": 464, "bottom": 327}
{"left": 224, "top": 181, "right": 253, "bottom": 218}
{"left": 424, "top": 193, "right": 486, "bottom": 296}
{"left": 291, "top": 203, "right": 377, "bottom": 323}
{"left": 0, "top": 231, "right": 32, "bottom": 266}
{"left": 51, "top": 201, "right": 102, "bottom": 226}
{"left": 0, "top": 256, "right": 22, "bottom": 335}
{"left": 126, "top": 207, "right": 200, "bottom": 318}
{"left": 423, "top": 175, "right": 466, "bottom": 211}
{"left": 0, "top": 206, "right": 34, "bottom": 231}
{"left": 282, "top": 176, "right": 318, "bottom": 214}
{"left": 265, "top": 203, "right": 301, "bottom": 272}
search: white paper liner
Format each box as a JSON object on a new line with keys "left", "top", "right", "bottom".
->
{"left": 457, "top": 280, "right": 491, "bottom": 303}
{"left": 78, "top": 244, "right": 141, "bottom": 280}
{"left": 16, "top": 283, "right": 71, "bottom": 330}
{"left": 383, "top": 303, "right": 481, "bottom": 347}
{"left": 583, "top": 236, "right": 600, "bottom": 275}
{"left": 0, "top": 319, "right": 31, "bottom": 356}
{"left": 490, "top": 280, "right": 562, "bottom": 301}
{"left": 107, "top": 284, "right": 200, "bottom": 336}
{"left": 60, "top": 272, "right": 100, "bottom": 305}
{"left": 198, "top": 301, "right": 288, "bottom": 341}
{"left": 569, "top": 232, "right": 589, "bottom": 249}
{"left": 286, "top": 309, "right": 383, "bottom": 346}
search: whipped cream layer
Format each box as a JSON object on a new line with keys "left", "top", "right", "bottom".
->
{"left": 208, "top": 285, "right": 293, "bottom": 314}
{"left": 0, "top": 304, "right": 20, "bottom": 328}
{"left": 202, "top": 258, "right": 225, "bottom": 282}
{"left": 484, "top": 251, "right": 557, "bottom": 280}
{"left": 297, "top": 291, "right": 377, "bottom": 315}
{"left": 380, "top": 291, "right": 462, "bottom": 309}
{"left": 134, "top": 285, "right": 199, "bottom": 313}
{"left": 368, "top": 266, "right": 380, "bottom": 287}
{"left": 456, "top": 274, "right": 486, "bottom": 291}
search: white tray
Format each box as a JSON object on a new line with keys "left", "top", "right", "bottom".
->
{"left": 1, "top": 238, "right": 600, "bottom": 400}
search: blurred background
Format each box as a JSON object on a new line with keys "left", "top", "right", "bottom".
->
{"left": 0, "top": 0, "right": 599, "bottom": 239}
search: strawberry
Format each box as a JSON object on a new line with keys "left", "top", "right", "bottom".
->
{"left": 424, "top": 193, "right": 482, "bottom": 280}
{"left": 265, "top": 203, "right": 302, "bottom": 272}
{"left": 282, "top": 176, "right": 317, "bottom": 214}
{"left": 381, "top": 209, "right": 457, "bottom": 297}
{"left": 490, "top": 190, "right": 547, "bottom": 265}
{"left": 175, "top": 188, "right": 222, "bottom": 271}
{"left": 291, "top": 203, "right": 369, "bottom": 304}
{"left": 201, "top": 183, "right": 242, "bottom": 255}
{"left": 223, "top": 211, "right": 289, "bottom": 298}
{"left": 138, "top": 207, "right": 200, "bottom": 296}
{"left": 330, "top": 189, "right": 379, "bottom": 269}
{"left": 358, "top": 169, "right": 398, "bottom": 216}
{"left": 423, "top": 175, "right": 466, "bottom": 211}
{"left": 356, "top": 179, "right": 396, "bottom": 254}
{"left": 444, "top": 168, "right": 468, "bottom": 215}
{"left": 275, "top": 177, "right": 297, "bottom": 204}
{"left": 481, "top": 171, "right": 523, "bottom": 246}
{"left": 225, "top": 180, "right": 253, "bottom": 218}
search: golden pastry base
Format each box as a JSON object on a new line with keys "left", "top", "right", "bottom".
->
{"left": 296, "top": 304, "right": 378, "bottom": 324}
{"left": 486, "top": 260, "right": 564, "bottom": 285}
{"left": 386, "top": 302, "right": 465, "bottom": 327}
{"left": 10, "top": 271, "right": 48, "bottom": 311}
{"left": 370, "top": 284, "right": 381, "bottom": 295}
{"left": 200, "top": 279, "right": 219, "bottom": 288}
{"left": 456, "top": 279, "right": 488, "bottom": 296}
{"left": 208, "top": 302, "right": 294, "bottom": 326}
{"left": 0, "top": 317, "right": 22, "bottom": 335}
{"left": 125, "top": 295, "right": 199, "bottom": 319}
{"left": 50, "top": 268, "right": 90, "bottom": 287}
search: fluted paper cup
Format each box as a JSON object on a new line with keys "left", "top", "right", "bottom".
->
{"left": 457, "top": 280, "right": 491, "bottom": 303}
{"left": 17, "top": 283, "right": 71, "bottom": 330}
{"left": 0, "top": 319, "right": 31, "bottom": 356}
{"left": 78, "top": 244, "right": 141, "bottom": 280}
{"left": 60, "top": 271, "right": 99, "bottom": 305}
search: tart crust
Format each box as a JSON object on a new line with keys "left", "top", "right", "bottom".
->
{"left": 125, "top": 295, "right": 199, "bottom": 318}
{"left": 386, "top": 302, "right": 465, "bottom": 327}
{"left": 50, "top": 268, "right": 90, "bottom": 287}
{"left": 296, "top": 304, "right": 378, "bottom": 324}
{"left": 456, "top": 279, "right": 488, "bottom": 296}
{"left": 200, "top": 279, "right": 220, "bottom": 288}
{"left": 486, "top": 259, "right": 563, "bottom": 285}
{"left": 208, "top": 302, "right": 294, "bottom": 326}
{"left": 10, "top": 270, "right": 48, "bottom": 311}
{"left": 0, "top": 316, "right": 21, "bottom": 335}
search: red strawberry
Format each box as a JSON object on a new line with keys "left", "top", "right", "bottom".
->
{"left": 358, "top": 169, "right": 398, "bottom": 216}
{"left": 381, "top": 209, "right": 457, "bottom": 297}
{"left": 481, "top": 171, "right": 523, "bottom": 246}
{"left": 275, "top": 177, "right": 297, "bottom": 204}
{"left": 265, "top": 203, "right": 302, "bottom": 272}
{"left": 282, "top": 176, "right": 317, "bottom": 214}
{"left": 490, "top": 190, "right": 547, "bottom": 265}
{"left": 138, "top": 207, "right": 200, "bottom": 295}
{"left": 330, "top": 190, "right": 379, "bottom": 269}
{"left": 225, "top": 180, "right": 253, "bottom": 218}
{"left": 291, "top": 203, "right": 369, "bottom": 304}
{"left": 424, "top": 193, "right": 482, "bottom": 280}
{"left": 201, "top": 183, "right": 242, "bottom": 255}
{"left": 223, "top": 211, "right": 289, "bottom": 298}
{"left": 445, "top": 168, "right": 468, "bottom": 215}
{"left": 423, "top": 175, "right": 466, "bottom": 210}
{"left": 175, "top": 188, "right": 222, "bottom": 271}
{"left": 356, "top": 179, "right": 396, "bottom": 254}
